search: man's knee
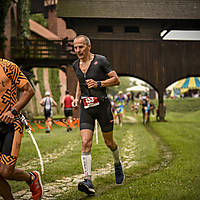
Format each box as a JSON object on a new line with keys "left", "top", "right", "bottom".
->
{"left": 82, "top": 138, "right": 92, "bottom": 149}
{"left": 0, "top": 165, "right": 14, "bottom": 179}
{"left": 105, "top": 139, "right": 116, "bottom": 149}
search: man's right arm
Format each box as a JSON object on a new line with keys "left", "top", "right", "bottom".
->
{"left": 40, "top": 99, "right": 44, "bottom": 106}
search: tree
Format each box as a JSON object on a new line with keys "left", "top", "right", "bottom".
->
{"left": 0, "top": 0, "right": 11, "bottom": 55}
{"left": 107, "top": 76, "right": 137, "bottom": 96}
{"left": 18, "top": 0, "right": 31, "bottom": 39}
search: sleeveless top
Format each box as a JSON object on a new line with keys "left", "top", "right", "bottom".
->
{"left": 64, "top": 95, "right": 72, "bottom": 108}
{"left": 44, "top": 97, "right": 53, "bottom": 111}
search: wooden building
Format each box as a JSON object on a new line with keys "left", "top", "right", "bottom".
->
{"left": 57, "top": 0, "right": 200, "bottom": 120}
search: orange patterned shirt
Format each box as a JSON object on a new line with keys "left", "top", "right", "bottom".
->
{"left": 0, "top": 59, "right": 28, "bottom": 120}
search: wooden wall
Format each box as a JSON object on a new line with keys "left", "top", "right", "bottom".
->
{"left": 91, "top": 39, "right": 200, "bottom": 93}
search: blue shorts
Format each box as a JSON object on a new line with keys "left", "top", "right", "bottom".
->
{"left": 116, "top": 105, "right": 123, "bottom": 114}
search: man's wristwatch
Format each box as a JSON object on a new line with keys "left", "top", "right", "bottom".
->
{"left": 97, "top": 81, "right": 101, "bottom": 88}
{"left": 10, "top": 108, "right": 18, "bottom": 116}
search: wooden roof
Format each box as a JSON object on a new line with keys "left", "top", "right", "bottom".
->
{"left": 29, "top": 19, "right": 60, "bottom": 40}
{"left": 57, "top": 0, "right": 200, "bottom": 20}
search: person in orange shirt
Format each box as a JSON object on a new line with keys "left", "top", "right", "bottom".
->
{"left": 0, "top": 59, "right": 42, "bottom": 200}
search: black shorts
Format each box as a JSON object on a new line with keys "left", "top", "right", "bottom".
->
{"left": 80, "top": 98, "right": 113, "bottom": 133}
{"left": 0, "top": 120, "right": 23, "bottom": 166}
{"left": 44, "top": 109, "right": 52, "bottom": 119}
{"left": 64, "top": 108, "right": 73, "bottom": 118}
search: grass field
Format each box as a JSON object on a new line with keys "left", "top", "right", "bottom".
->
{"left": 9, "top": 97, "right": 200, "bottom": 200}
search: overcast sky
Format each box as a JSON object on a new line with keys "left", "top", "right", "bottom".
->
{"left": 162, "top": 30, "right": 200, "bottom": 40}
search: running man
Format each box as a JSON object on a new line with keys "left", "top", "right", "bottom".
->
{"left": 40, "top": 91, "right": 57, "bottom": 133}
{"left": 61, "top": 90, "right": 74, "bottom": 132}
{"left": 0, "top": 59, "right": 43, "bottom": 200}
{"left": 72, "top": 35, "right": 124, "bottom": 196}
{"left": 114, "top": 91, "right": 126, "bottom": 126}
{"left": 140, "top": 94, "right": 150, "bottom": 124}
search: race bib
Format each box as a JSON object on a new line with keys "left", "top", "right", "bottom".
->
{"left": 82, "top": 97, "right": 99, "bottom": 109}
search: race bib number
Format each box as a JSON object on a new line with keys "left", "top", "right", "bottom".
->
{"left": 82, "top": 97, "right": 99, "bottom": 109}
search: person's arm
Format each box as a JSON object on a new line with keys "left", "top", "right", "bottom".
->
{"left": 40, "top": 99, "right": 44, "bottom": 106}
{"left": 71, "top": 95, "right": 75, "bottom": 101}
{"left": 2, "top": 82, "right": 35, "bottom": 123}
{"left": 52, "top": 99, "right": 57, "bottom": 107}
{"left": 86, "top": 70, "right": 120, "bottom": 89}
{"left": 61, "top": 96, "right": 65, "bottom": 108}
{"left": 72, "top": 81, "right": 81, "bottom": 108}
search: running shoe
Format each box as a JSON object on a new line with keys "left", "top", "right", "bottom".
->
{"left": 78, "top": 179, "right": 95, "bottom": 195}
{"left": 28, "top": 171, "right": 43, "bottom": 200}
{"left": 45, "top": 127, "right": 50, "bottom": 133}
{"left": 114, "top": 162, "right": 124, "bottom": 184}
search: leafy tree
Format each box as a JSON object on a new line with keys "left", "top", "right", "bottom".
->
{"left": 107, "top": 76, "right": 137, "bottom": 96}
{"left": 30, "top": 13, "right": 48, "bottom": 28}
{"left": 19, "top": 0, "right": 31, "bottom": 38}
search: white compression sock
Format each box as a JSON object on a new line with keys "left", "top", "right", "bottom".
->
{"left": 112, "top": 146, "right": 121, "bottom": 165}
{"left": 81, "top": 152, "right": 92, "bottom": 179}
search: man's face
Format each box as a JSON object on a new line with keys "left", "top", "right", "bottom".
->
{"left": 73, "top": 37, "right": 90, "bottom": 59}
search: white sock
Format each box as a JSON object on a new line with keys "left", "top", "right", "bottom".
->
{"left": 81, "top": 152, "right": 92, "bottom": 179}
{"left": 112, "top": 146, "right": 121, "bottom": 165}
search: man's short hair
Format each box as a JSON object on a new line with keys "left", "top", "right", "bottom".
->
{"left": 74, "top": 35, "right": 91, "bottom": 46}
{"left": 65, "top": 90, "right": 69, "bottom": 95}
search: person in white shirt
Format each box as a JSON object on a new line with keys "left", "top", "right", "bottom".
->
{"left": 40, "top": 91, "right": 57, "bottom": 133}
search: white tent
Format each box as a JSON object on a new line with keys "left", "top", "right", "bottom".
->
{"left": 126, "top": 85, "right": 149, "bottom": 92}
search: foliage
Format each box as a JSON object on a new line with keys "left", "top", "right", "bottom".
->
{"left": 19, "top": 0, "right": 30, "bottom": 38}
{"left": 30, "top": 13, "right": 48, "bottom": 28}
{"left": 107, "top": 76, "right": 136, "bottom": 96}
{"left": 48, "top": 68, "right": 61, "bottom": 113}
{"left": 0, "top": 0, "right": 11, "bottom": 53}
{"left": 165, "top": 97, "right": 200, "bottom": 113}
{"left": 36, "top": 68, "right": 45, "bottom": 98}
{"left": 32, "top": 94, "right": 39, "bottom": 116}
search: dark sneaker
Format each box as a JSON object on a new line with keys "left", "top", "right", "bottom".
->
{"left": 45, "top": 128, "right": 50, "bottom": 133}
{"left": 28, "top": 171, "right": 43, "bottom": 200}
{"left": 115, "top": 162, "right": 124, "bottom": 184}
{"left": 78, "top": 179, "right": 95, "bottom": 195}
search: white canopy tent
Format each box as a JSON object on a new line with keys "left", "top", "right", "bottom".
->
{"left": 126, "top": 85, "right": 149, "bottom": 92}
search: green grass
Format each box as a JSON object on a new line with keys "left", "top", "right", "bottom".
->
{"left": 9, "top": 98, "right": 200, "bottom": 199}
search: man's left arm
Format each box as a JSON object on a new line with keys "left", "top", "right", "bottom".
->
{"left": 61, "top": 97, "right": 64, "bottom": 108}
{"left": 52, "top": 99, "right": 58, "bottom": 107}
{"left": 86, "top": 71, "right": 120, "bottom": 88}
{"left": 2, "top": 82, "right": 35, "bottom": 123}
